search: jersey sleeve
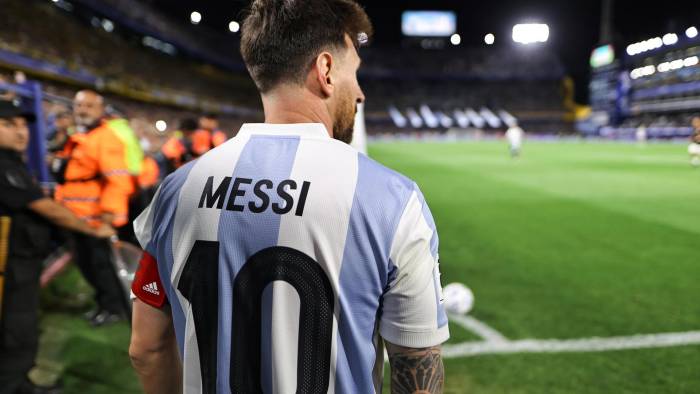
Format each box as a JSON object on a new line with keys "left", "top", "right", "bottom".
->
{"left": 379, "top": 184, "right": 449, "bottom": 348}
{"left": 131, "top": 251, "right": 168, "bottom": 308}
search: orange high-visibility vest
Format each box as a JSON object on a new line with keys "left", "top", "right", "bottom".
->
{"left": 138, "top": 156, "right": 160, "bottom": 189}
{"left": 56, "top": 121, "right": 134, "bottom": 227}
{"left": 191, "top": 129, "right": 227, "bottom": 156}
{"left": 161, "top": 129, "right": 227, "bottom": 170}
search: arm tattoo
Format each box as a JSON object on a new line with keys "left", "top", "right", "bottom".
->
{"left": 389, "top": 346, "right": 444, "bottom": 394}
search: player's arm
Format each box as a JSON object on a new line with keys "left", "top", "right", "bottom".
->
{"left": 28, "top": 198, "right": 114, "bottom": 238}
{"left": 129, "top": 299, "right": 182, "bottom": 394}
{"left": 386, "top": 341, "right": 444, "bottom": 394}
{"left": 381, "top": 185, "right": 449, "bottom": 394}
{"left": 129, "top": 251, "right": 181, "bottom": 394}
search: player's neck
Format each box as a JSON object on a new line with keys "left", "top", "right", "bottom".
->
{"left": 261, "top": 89, "right": 334, "bottom": 138}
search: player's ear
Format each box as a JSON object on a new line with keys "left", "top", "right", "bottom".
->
{"left": 314, "top": 52, "right": 334, "bottom": 98}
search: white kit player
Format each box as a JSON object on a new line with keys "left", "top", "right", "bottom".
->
{"left": 505, "top": 123, "right": 524, "bottom": 157}
{"left": 128, "top": 1, "right": 449, "bottom": 394}
{"left": 688, "top": 116, "right": 700, "bottom": 167}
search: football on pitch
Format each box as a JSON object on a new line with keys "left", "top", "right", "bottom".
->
{"left": 442, "top": 282, "right": 474, "bottom": 315}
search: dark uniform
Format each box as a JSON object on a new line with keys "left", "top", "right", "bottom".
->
{"left": 0, "top": 149, "right": 53, "bottom": 394}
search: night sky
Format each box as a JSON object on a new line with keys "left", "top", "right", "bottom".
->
{"left": 145, "top": 0, "right": 700, "bottom": 103}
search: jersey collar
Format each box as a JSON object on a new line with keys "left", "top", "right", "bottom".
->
{"left": 236, "top": 123, "right": 331, "bottom": 139}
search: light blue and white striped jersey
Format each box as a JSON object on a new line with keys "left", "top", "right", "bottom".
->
{"left": 134, "top": 123, "right": 449, "bottom": 394}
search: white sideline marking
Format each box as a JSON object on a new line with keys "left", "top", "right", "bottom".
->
{"left": 449, "top": 314, "right": 508, "bottom": 342}
{"left": 444, "top": 314, "right": 700, "bottom": 358}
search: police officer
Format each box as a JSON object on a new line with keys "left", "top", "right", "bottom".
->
{"left": 0, "top": 101, "right": 114, "bottom": 394}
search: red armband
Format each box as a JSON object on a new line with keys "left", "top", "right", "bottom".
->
{"left": 131, "top": 251, "right": 168, "bottom": 308}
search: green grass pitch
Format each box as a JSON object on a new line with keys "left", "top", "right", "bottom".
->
{"left": 34, "top": 140, "right": 700, "bottom": 393}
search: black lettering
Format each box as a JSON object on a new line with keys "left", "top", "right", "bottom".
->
{"left": 272, "top": 180, "right": 296, "bottom": 214}
{"left": 248, "top": 179, "right": 272, "bottom": 213}
{"left": 226, "top": 178, "right": 252, "bottom": 212}
{"left": 198, "top": 176, "right": 232, "bottom": 209}
{"left": 295, "top": 181, "right": 311, "bottom": 216}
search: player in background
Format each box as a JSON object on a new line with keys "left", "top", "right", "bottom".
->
{"left": 635, "top": 124, "right": 647, "bottom": 146}
{"left": 688, "top": 116, "right": 700, "bottom": 167}
{"left": 505, "top": 123, "right": 524, "bottom": 158}
{"left": 128, "top": 1, "right": 448, "bottom": 393}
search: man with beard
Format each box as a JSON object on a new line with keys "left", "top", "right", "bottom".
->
{"left": 53, "top": 90, "right": 133, "bottom": 326}
{"left": 0, "top": 100, "right": 114, "bottom": 394}
{"left": 129, "top": 1, "right": 448, "bottom": 393}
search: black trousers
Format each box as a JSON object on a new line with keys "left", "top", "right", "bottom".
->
{"left": 72, "top": 233, "right": 127, "bottom": 314}
{"left": 0, "top": 256, "right": 41, "bottom": 394}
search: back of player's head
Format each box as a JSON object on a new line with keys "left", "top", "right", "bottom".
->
{"left": 240, "top": 0, "right": 373, "bottom": 93}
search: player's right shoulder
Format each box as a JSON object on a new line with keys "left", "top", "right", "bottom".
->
{"left": 354, "top": 153, "right": 418, "bottom": 219}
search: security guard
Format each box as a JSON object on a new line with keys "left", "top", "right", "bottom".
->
{"left": 0, "top": 101, "right": 114, "bottom": 394}
{"left": 53, "top": 90, "right": 135, "bottom": 326}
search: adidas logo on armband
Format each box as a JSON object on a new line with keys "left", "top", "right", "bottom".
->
{"left": 142, "top": 282, "right": 160, "bottom": 296}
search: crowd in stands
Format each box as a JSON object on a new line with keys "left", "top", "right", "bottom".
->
{"left": 360, "top": 46, "right": 565, "bottom": 80}
{"left": 1, "top": 1, "right": 572, "bottom": 138}
{"left": 0, "top": 0, "right": 258, "bottom": 111}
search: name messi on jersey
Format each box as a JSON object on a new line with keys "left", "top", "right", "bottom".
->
{"left": 198, "top": 176, "right": 311, "bottom": 216}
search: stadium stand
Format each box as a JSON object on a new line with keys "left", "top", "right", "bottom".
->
{"left": 0, "top": 0, "right": 259, "bottom": 116}
{"left": 593, "top": 32, "right": 700, "bottom": 139}
{"left": 359, "top": 47, "right": 571, "bottom": 134}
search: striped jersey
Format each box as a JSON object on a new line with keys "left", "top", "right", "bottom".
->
{"left": 132, "top": 123, "right": 449, "bottom": 394}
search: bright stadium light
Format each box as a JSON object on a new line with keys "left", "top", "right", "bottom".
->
{"left": 101, "top": 19, "right": 114, "bottom": 33}
{"left": 684, "top": 56, "right": 699, "bottom": 67}
{"left": 155, "top": 120, "right": 167, "bottom": 132}
{"left": 190, "top": 11, "right": 202, "bottom": 25}
{"left": 450, "top": 33, "right": 461, "bottom": 45}
{"left": 662, "top": 33, "right": 678, "bottom": 46}
{"left": 687, "top": 26, "right": 698, "bottom": 38}
{"left": 484, "top": 33, "right": 495, "bottom": 45}
{"left": 228, "top": 21, "right": 240, "bottom": 33}
{"left": 512, "top": 23, "right": 549, "bottom": 44}
{"left": 657, "top": 62, "right": 671, "bottom": 72}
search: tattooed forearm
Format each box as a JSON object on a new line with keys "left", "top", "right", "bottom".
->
{"left": 387, "top": 343, "right": 444, "bottom": 394}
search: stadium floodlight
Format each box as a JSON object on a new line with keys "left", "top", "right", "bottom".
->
{"left": 687, "top": 26, "right": 699, "bottom": 39}
{"left": 450, "top": 33, "right": 461, "bottom": 45}
{"left": 484, "top": 33, "right": 495, "bottom": 45}
{"left": 512, "top": 23, "right": 549, "bottom": 45}
{"left": 662, "top": 33, "right": 678, "bottom": 46}
{"left": 684, "top": 56, "right": 699, "bottom": 67}
{"left": 101, "top": 19, "right": 114, "bottom": 33}
{"left": 670, "top": 59, "right": 684, "bottom": 70}
{"left": 229, "top": 21, "right": 240, "bottom": 33}
{"left": 190, "top": 11, "right": 202, "bottom": 25}
{"left": 155, "top": 120, "right": 167, "bottom": 132}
